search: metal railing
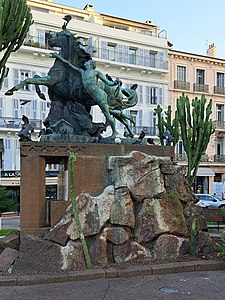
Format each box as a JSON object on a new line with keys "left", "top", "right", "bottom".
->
{"left": 131, "top": 126, "right": 158, "bottom": 136}
{"left": 23, "top": 39, "right": 168, "bottom": 70}
{"left": 193, "top": 83, "right": 209, "bottom": 93}
{"left": 0, "top": 117, "right": 42, "bottom": 130}
{"left": 174, "top": 80, "right": 190, "bottom": 91}
{"left": 175, "top": 153, "right": 208, "bottom": 162}
{"left": 214, "top": 86, "right": 225, "bottom": 95}
{"left": 212, "top": 121, "right": 225, "bottom": 130}
{"left": 214, "top": 154, "right": 225, "bottom": 162}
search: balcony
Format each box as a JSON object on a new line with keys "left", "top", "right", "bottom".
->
{"left": 212, "top": 121, "right": 225, "bottom": 131}
{"left": 175, "top": 153, "right": 208, "bottom": 162}
{"left": 214, "top": 154, "right": 225, "bottom": 162}
{"left": 23, "top": 39, "right": 168, "bottom": 71}
{"left": 131, "top": 126, "right": 158, "bottom": 136}
{"left": 214, "top": 86, "right": 225, "bottom": 95}
{"left": 174, "top": 80, "right": 190, "bottom": 91}
{"left": 0, "top": 117, "right": 42, "bottom": 130}
{"left": 193, "top": 83, "right": 209, "bottom": 93}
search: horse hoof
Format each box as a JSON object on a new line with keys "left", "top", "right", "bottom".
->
{"left": 40, "top": 93, "right": 46, "bottom": 100}
{"left": 5, "top": 90, "right": 13, "bottom": 95}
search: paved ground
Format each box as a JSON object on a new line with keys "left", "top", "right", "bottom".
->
{"left": 0, "top": 270, "right": 225, "bottom": 300}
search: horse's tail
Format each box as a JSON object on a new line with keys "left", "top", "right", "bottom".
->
{"left": 121, "top": 88, "right": 138, "bottom": 109}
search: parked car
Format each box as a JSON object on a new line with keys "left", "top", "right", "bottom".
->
{"left": 195, "top": 194, "right": 225, "bottom": 208}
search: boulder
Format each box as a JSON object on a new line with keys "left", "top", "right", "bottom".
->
{"left": 0, "top": 232, "right": 20, "bottom": 250}
{"left": 0, "top": 248, "right": 19, "bottom": 272}
{"left": 110, "top": 187, "right": 135, "bottom": 228}
{"left": 154, "top": 234, "right": 190, "bottom": 260}
{"left": 12, "top": 235, "right": 64, "bottom": 274}
{"left": 108, "top": 151, "right": 167, "bottom": 200}
{"left": 113, "top": 240, "right": 151, "bottom": 263}
{"left": 134, "top": 196, "right": 189, "bottom": 243}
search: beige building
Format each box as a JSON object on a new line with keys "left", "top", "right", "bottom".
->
{"left": 0, "top": 0, "right": 169, "bottom": 204}
{"left": 168, "top": 44, "right": 225, "bottom": 194}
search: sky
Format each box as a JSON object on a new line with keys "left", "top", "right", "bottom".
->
{"left": 53, "top": 0, "right": 225, "bottom": 59}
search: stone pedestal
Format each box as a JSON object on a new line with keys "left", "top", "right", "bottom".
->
{"left": 20, "top": 141, "right": 174, "bottom": 237}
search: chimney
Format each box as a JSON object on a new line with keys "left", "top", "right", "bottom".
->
{"left": 207, "top": 43, "right": 216, "bottom": 58}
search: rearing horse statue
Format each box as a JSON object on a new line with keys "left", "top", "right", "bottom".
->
{"left": 5, "top": 19, "right": 138, "bottom": 138}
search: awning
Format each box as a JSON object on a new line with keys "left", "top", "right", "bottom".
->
{"left": 196, "top": 167, "right": 215, "bottom": 177}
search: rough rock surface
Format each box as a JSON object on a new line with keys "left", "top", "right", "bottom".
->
{"left": 1, "top": 151, "right": 213, "bottom": 274}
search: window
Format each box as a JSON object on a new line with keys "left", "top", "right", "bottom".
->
{"left": 196, "top": 69, "right": 205, "bottom": 84}
{"left": 216, "top": 104, "right": 224, "bottom": 122}
{"left": 176, "top": 140, "right": 185, "bottom": 154}
{"left": 149, "top": 51, "right": 156, "bottom": 68}
{"left": 20, "top": 71, "right": 30, "bottom": 91}
{"left": 177, "top": 66, "right": 186, "bottom": 82}
{"left": 216, "top": 138, "right": 224, "bottom": 155}
{"left": 21, "top": 102, "right": 31, "bottom": 118}
{"left": 108, "top": 43, "right": 116, "bottom": 61}
{"left": 129, "top": 110, "right": 137, "bottom": 126}
{"left": 217, "top": 72, "right": 224, "bottom": 87}
{"left": 150, "top": 87, "right": 157, "bottom": 104}
{"left": 129, "top": 48, "right": 137, "bottom": 64}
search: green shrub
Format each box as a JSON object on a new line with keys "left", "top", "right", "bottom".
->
{"left": 217, "top": 231, "right": 225, "bottom": 256}
{"left": 0, "top": 188, "right": 18, "bottom": 213}
{"left": 221, "top": 208, "right": 225, "bottom": 224}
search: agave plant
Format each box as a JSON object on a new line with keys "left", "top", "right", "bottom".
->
{"left": 217, "top": 231, "right": 225, "bottom": 256}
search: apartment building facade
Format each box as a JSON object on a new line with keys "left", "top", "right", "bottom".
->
{"left": 168, "top": 45, "right": 225, "bottom": 194}
{"left": 0, "top": 0, "right": 169, "bottom": 203}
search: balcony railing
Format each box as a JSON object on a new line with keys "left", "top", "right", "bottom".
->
{"left": 23, "top": 39, "right": 168, "bottom": 71}
{"left": 175, "top": 153, "right": 208, "bottom": 162}
{"left": 174, "top": 80, "right": 190, "bottom": 91}
{"left": 214, "top": 86, "right": 225, "bottom": 95}
{"left": 0, "top": 117, "right": 42, "bottom": 130}
{"left": 131, "top": 126, "right": 158, "bottom": 136}
{"left": 193, "top": 83, "right": 209, "bottom": 93}
{"left": 214, "top": 154, "right": 225, "bottom": 162}
{"left": 212, "top": 120, "right": 225, "bottom": 130}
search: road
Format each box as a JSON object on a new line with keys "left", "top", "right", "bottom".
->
{"left": 0, "top": 270, "right": 224, "bottom": 300}
{"left": 0, "top": 216, "right": 20, "bottom": 229}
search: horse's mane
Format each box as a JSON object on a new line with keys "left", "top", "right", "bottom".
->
{"left": 59, "top": 28, "right": 92, "bottom": 69}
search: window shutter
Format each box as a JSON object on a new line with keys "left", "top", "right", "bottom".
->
{"left": 37, "top": 29, "right": 45, "bottom": 47}
{"left": 118, "top": 44, "right": 123, "bottom": 62}
{"left": 138, "top": 85, "right": 143, "bottom": 103}
{"left": 158, "top": 52, "right": 164, "bottom": 69}
{"left": 31, "top": 71, "right": 36, "bottom": 91}
{"left": 13, "top": 69, "right": 19, "bottom": 85}
{"left": 138, "top": 48, "right": 144, "bottom": 66}
{"left": 146, "top": 86, "right": 150, "bottom": 104}
{"left": 101, "top": 41, "right": 108, "bottom": 59}
{"left": 144, "top": 49, "right": 150, "bottom": 67}
{"left": 123, "top": 45, "right": 129, "bottom": 63}
{"left": 138, "top": 110, "right": 142, "bottom": 126}
{"left": 41, "top": 72, "right": 47, "bottom": 93}
{"left": 158, "top": 88, "right": 163, "bottom": 105}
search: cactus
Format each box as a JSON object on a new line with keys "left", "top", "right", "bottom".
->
{"left": 177, "top": 94, "right": 214, "bottom": 185}
{"left": 69, "top": 152, "right": 92, "bottom": 268}
{"left": 0, "top": 0, "right": 33, "bottom": 89}
{"left": 154, "top": 104, "right": 179, "bottom": 146}
{"left": 155, "top": 93, "right": 214, "bottom": 185}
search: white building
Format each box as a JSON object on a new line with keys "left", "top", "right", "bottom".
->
{"left": 0, "top": 0, "right": 169, "bottom": 201}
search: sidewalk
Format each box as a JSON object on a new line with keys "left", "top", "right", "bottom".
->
{"left": 0, "top": 259, "right": 225, "bottom": 287}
